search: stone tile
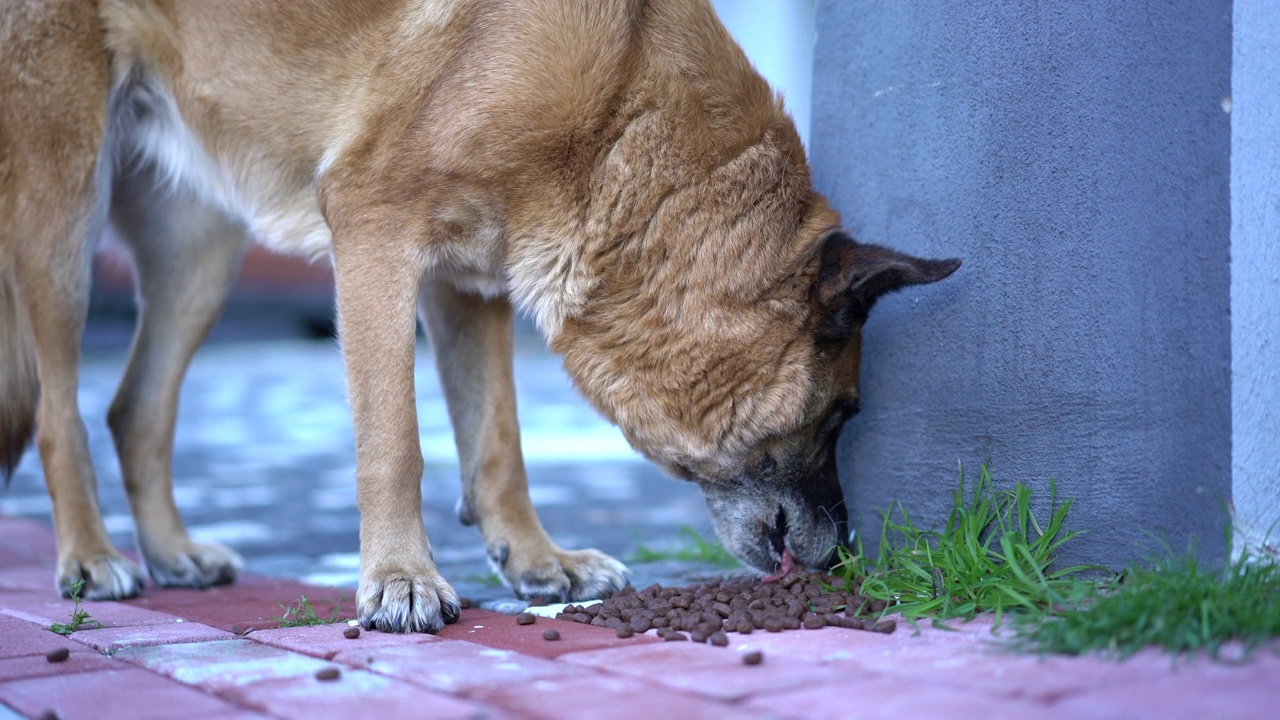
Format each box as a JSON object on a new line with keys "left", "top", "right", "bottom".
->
{"left": 0, "top": 519, "right": 58, "bottom": 562}
{"left": 0, "top": 650, "right": 118, "bottom": 683}
{"left": 71, "top": 621, "right": 235, "bottom": 652}
{"left": 122, "top": 575, "right": 352, "bottom": 634}
{"left": 743, "top": 674, "right": 1064, "bottom": 720}
{"left": 225, "top": 668, "right": 507, "bottom": 720}
{"left": 0, "top": 590, "right": 179, "bottom": 629}
{"left": 437, "top": 608, "right": 661, "bottom": 658}
{"left": 0, "top": 567, "right": 54, "bottom": 593}
{"left": 115, "top": 638, "right": 332, "bottom": 692}
{"left": 473, "top": 674, "right": 768, "bottom": 720}
{"left": 248, "top": 622, "right": 439, "bottom": 660}
{"left": 562, "top": 640, "right": 846, "bottom": 700}
{"left": 350, "top": 638, "right": 591, "bottom": 695}
{"left": 0, "top": 667, "right": 239, "bottom": 720}
{"left": 1052, "top": 652, "right": 1280, "bottom": 720}
{"left": 0, "top": 614, "right": 84, "bottom": 659}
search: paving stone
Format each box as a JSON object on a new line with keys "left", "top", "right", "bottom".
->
{"left": 225, "top": 668, "right": 507, "bottom": 720}
{"left": 70, "top": 621, "right": 235, "bottom": 652}
{"left": 0, "top": 519, "right": 58, "bottom": 562}
{"left": 0, "top": 566, "right": 52, "bottom": 593}
{"left": 437, "top": 608, "right": 661, "bottom": 658}
{"left": 0, "top": 590, "right": 179, "bottom": 629}
{"left": 742, "top": 674, "right": 1065, "bottom": 720}
{"left": 0, "top": 666, "right": 240, "bottom": 720}
{"left": 0, "top": 614, "right": 85, "bottom": 660}
{"left": 562, "top": 640, "right": 846, "bottom": 700}
{"left": 473, "top": 673, "right": 769, "bottom": 720}
{"left": 1052, "top": 651, "right": 1280, "bottom": 720}
{"left": 0, "top": 650, "right": 118, "bottom": 683}
{"left": 115, "top": 638, "right": 333, "bottom": 692}
{"left": 349, "top": 638, "right": 591, "bottom": 695}
{"left": 247, "top": 622, "right": 439, "bottom": 660}
{"left": 123, "top": 574, "right": 352, "bottom": 633}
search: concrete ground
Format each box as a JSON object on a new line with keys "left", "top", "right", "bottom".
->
{"left": 2, "top": 322, "right": 1277, "bottom": 718}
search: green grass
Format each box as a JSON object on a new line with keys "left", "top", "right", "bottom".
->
{"left": 49, "top": 579, "right": 102, "bottom": 636}
{"left": 1008, "top": 543, "right": 1280, "bottom": 659}
{"left": 274, "top": 594, "right": 346, "bottom": 627}
{"left": 629, "top": 526, "right": 740, "bottom": 568}
{"left": 831, "top": 465, "right": 1098, "bottom": 625}
{"left": 460, "top": 572, "right": 506, "bottom": 588}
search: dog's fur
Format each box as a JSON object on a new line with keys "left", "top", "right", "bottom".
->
{"left": 0, "top": 0, "right": 959, "bottom": 632}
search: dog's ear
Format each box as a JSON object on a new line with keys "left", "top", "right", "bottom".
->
{"left": 811, "top": 230, "right": 961, "bottom": 343}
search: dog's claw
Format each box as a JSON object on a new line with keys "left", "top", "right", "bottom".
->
{"left": 357, "top": 569, "right": 460, "bottom": 633}
{"left": 143, "top": 540, "right": 243, "bottom": 589}
{"left": 57, "top": 553, "right": 146, "bottom": 601}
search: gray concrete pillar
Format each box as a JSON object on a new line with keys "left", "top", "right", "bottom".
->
{"left": 1232, "top": 2, "right": 1280, "bottom": 561}
{"left": 812, "top": 2, "right": 1233, "bottom": 567}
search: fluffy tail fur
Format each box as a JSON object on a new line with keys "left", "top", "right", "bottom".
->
{"left": 0, "top": 270, "right": 38, "bottom": 482}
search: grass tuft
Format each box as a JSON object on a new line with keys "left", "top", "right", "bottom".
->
{"left": 274, "top": 594, "right": 345, "bottom": 627}
{"left": 49, "top": 579, "right": 101, "bottom": 636}
{"left": 629, "top": 526, "right": 740, "bottom": 568}
{"left": 831, "top": 464, "right": 1097, "bottom": 625}
{"left": 1009, "top": 546, "right": 1280, "bottom": 659}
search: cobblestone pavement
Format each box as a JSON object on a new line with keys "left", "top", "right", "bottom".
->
{"left": 0, "top": 518, "right": 1276, "bottom": 720}
{"left": 3, "top": 331, "right": 727, "bottom": 606}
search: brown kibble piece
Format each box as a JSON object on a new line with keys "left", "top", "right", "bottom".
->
{"left": 617, "top": 626, "right": 635, "bottom": 638}
{"left": 709, "top": 631, "right": 729, "bottom": 647}
{"left": 736, "top": 620, "right": 754, "bottom": 634}
{"left": 38, "top": 712, "right": 59, "bottom": 720}
{"left": 802, "top": 614, "right": 826, "bottom": 629}
{"left": 516, "top": 612, "right": 537, "bottom": 626}
{"left": 870, "top": 619, "right": 897, "bottom": 634}
{"left": 664, "top": 630, "right": 689, "bottom": 641}
{"left": 458, "top": 597, "right": 473, "bottom": 609}
{"left": 764, "top": 618, "right": 783, "bottom": 633}
{"left": 315, "top": 667, "right": 341, "bottom": 681}
{"left": 45, "top": 647, "right": 70, "bottom": 663}
{"left": 543, "top": 629, "right": 561, "bottom": 641}
{"left": 343, "top": 626, "right": 361, "bottom": 639}
{"left": 742, "top": 650, "right": 764, "bottom": 665}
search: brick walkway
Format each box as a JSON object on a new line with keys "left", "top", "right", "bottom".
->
{"left": 0, "top": 518, "right": 1275, "bottom": 720}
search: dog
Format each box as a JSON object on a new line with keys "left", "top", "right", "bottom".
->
{"left": 0, "top": 0, "right": 959, "bottom": 633}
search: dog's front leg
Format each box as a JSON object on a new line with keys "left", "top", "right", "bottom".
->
{"left": 333, "top": 240, "right": 459, "bottom": 633}
{"left": 420, "top": 280, "right": 630, "bottom": 602}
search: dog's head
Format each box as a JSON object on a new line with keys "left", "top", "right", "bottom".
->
{"left": 555, "top": 220, "right": 960, "bottom": 576}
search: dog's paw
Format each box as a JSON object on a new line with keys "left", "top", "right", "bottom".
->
{"left": 57, "top": 553, "right": 145, "bottom": 600}
{"left": 357, "top": 566, "right": 461, "bottom": 633}
{"left": 143, "top": 540, "right": 243, "bottom": 589}
{"left": 497, "top": 544, "right": 631, "bottom": 602}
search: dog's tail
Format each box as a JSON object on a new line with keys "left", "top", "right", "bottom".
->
{"left": 0, "top": 269, "right": 38, "bottom": 484}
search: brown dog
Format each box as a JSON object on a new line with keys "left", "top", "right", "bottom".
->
{"left": 0, "top": 0, "right": 958, "bottom": 632}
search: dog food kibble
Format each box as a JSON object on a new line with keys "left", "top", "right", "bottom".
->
{"left": 554, "top": 570, "right": 896, "bottom": 646}
{"left": 315, "top": 668, "right": 341, "bottom": 682}
{"left": 38, "top": 712, "right": 59, "bottom": 720}
{"left": 343, "top": 626, "right": 361, "bottom": 639}
{"left": 516, "top": 612, "right": 537, "bottom": 625}
{"left": 45, "top": 648, "right": 71, "bottom": 663}
{"left": 458, "top": 596, "right": 473, "bottom": 609}
{"left": 742, "top": 650, "right": 764, "bottom": 666}
{"left": 542, "top": 629, "right": 561, "bottom": 641}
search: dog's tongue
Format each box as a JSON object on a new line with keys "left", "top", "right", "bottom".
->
{"left": 762, "top": 548, "right": 796, "bottom": 583}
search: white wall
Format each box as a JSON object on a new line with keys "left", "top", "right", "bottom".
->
{"left": 1231, "top": 2, "right": 1280, "bottom": 562}
{"left": 712, "top": 0, "right": 816, "bottom": 149}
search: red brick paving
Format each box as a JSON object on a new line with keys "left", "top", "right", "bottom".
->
{"left": 0, "top": 517, "right": 1275, "bottom": 719}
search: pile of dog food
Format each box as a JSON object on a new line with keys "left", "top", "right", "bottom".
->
{"left": 542, "top": 570, "right": 896, "bottom": 644}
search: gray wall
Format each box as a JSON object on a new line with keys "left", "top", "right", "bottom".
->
{"left": 812, "top": 2, "right": 1233, "bottom": 568}
{"left": 1232, "top": 2, "right": 1280, "bottom": 560}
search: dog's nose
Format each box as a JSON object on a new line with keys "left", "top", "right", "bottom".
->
{"left": 767, "top": 507, "right": 788, "bottom": 555}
